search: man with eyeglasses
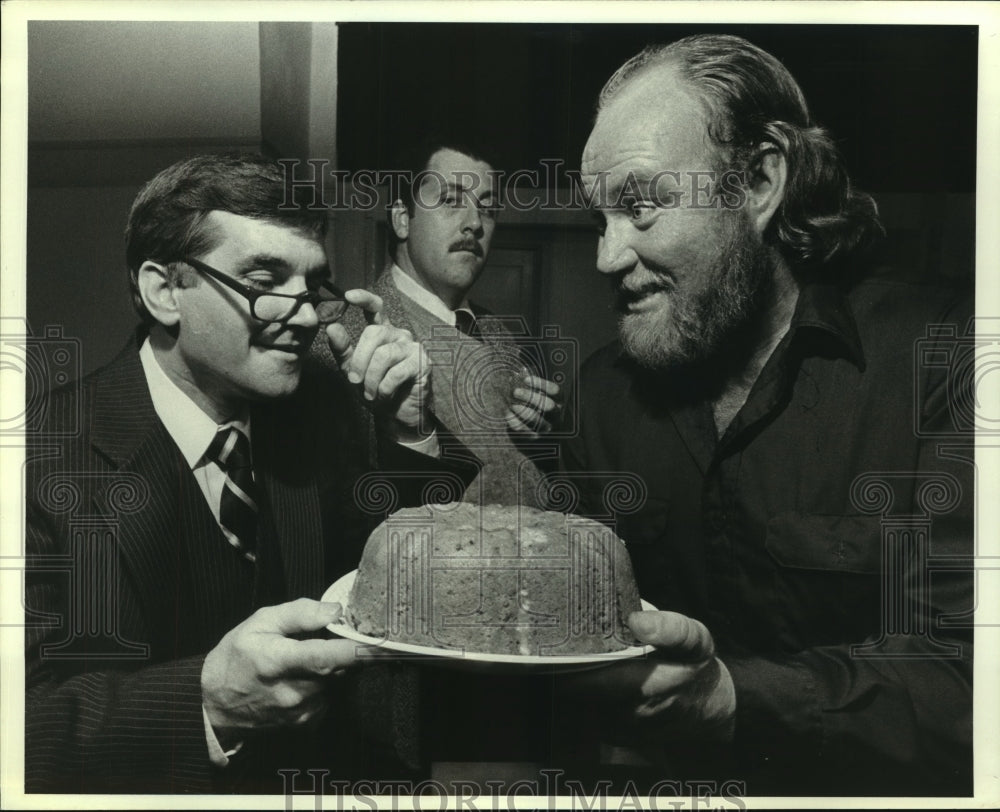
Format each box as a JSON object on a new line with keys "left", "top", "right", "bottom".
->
{"left": 24, "top": 153, "right": 470, "bottom": 793}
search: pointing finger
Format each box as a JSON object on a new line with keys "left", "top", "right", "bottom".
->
{"left": 345, "top": 289, "right": 391, "bottom": 327}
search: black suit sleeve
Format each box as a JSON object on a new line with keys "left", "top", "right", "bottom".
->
{"left": 24, "top": 499, "right": 213, "bottom": 793}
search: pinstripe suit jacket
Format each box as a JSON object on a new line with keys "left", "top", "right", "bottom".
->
{"left": 23, "top": 335, "right": 419, "bottom": 793}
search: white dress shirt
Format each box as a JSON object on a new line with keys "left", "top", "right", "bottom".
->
{"left": 138, "top": 339, "right": 246, "bottom": 767}
{"left": 391, "top": 264, "right": 476, "bottom": 327}
{"left": 139, "top": 339, "right": 251, "bottom": 524}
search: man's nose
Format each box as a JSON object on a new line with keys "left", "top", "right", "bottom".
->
{"left": 595, "top": 220, "right": 638, "bottom": 275}
{"left": 460, "top": 204, "right": 483, "bottom": 234}
{"left": 287, "top": 295, "right": 319, "bottom": 329}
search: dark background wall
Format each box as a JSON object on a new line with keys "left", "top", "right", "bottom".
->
{"left": 333, "top": 22, "right": 976, "bottom": 369}
{"left": 26, "top": 22, "right": 977, "bottom": 378}
{"left": 337, "top": 23, "right": 977, "bottom": 196}
{"left": 26, "top": 21, "right": 263, "bottom": 376}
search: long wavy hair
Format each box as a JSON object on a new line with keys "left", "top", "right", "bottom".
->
{"left": 599, "top": 35, "right": 884, "bottom": 270}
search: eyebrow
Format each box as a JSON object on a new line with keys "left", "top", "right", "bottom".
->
{"left": 233, "top": 255, "right": 331, "bottom": 282}
{"left": 578, "top": 172, "right": 635, "bottom": 211}
{"left": 232, "top": 255, "right": 293, "bottom": 275}
{"left": 607, "top": 174, "right": 660, "bottom": 201}
{"left": 584, "top": 176, "right": 680, "bottom": 214}
{"left": 443, "top": 181, "right": 497, "bottom": 202}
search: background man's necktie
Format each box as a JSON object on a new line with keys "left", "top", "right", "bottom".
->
{"left": 454, "top": 309, "right": 479, "bottom": 338}
{"left": 206, "top": 426, "right": 258, "bottom": 563}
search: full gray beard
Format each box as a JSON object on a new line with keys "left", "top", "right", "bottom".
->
{"left": 618, "top": 222, "right": 773, "bottom": 372}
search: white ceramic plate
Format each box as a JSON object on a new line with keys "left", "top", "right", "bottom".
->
{"left": 322, "top": 570, "right": 656, "bottom": 672}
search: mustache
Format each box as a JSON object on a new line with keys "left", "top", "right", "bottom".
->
{"left": 449, "top": 238, "right": 484, "bottom": 257}
{"left": 614, "top": 275, "right": 671, "bottom": 312}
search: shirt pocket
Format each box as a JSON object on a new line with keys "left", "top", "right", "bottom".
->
{"left": 765, "top": 513, "right": 882, "bottom": 574}
{"left": 764, "top": 512, "right": 883, "bottom": 646}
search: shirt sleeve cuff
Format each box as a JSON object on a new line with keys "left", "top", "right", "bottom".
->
{"left": 725, "top": 654, "right": 822, "bottom": 775}
{"left": 203, "top": 705, "right": 243, "bottom": 767}
{"left": 397, "top": 428, "right": 440, "bottom": 458}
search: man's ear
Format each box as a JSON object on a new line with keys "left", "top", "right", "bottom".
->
{"left": 744, "top": 143, "right": 788, "bottom": 236}
{"left": 390, "top": 199, "right": 410, "bottom": 241}
{"left": 137, "top": 261, "right": 182, "bottom": 327}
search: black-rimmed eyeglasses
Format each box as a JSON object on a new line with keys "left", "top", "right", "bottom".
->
{"left": 182, "top": 256, "right": 348, "bottom": 325}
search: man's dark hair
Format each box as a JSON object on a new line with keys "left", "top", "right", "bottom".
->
{"left": 124, "top": 152, "right": 329, "bottom": 324}
{"left": 600, "top": 34, "right": 883, "bottom": 270}
{"left": 387, "top": 135, "right": 501, "bottom": 260}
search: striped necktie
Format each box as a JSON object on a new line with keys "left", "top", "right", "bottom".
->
{"left": 206, "top": 426, "right": 258, "bottom": 563}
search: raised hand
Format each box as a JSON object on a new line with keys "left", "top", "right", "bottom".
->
{"left": 325, "top": 289, "right": 433, "bottom": 439}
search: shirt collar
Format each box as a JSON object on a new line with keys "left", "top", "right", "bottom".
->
{"left": 138, "top": 338, "right": 251, "bottom": 469}
{"left": 788, "top": 280, "right": 866, "bottom": 370}
{"left": 391, "top": 264, "right": 473, "bottom": 325}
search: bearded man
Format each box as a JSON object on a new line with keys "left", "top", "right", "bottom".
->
{"left": 560, "top": 34, "right": 973, "bottom": 797}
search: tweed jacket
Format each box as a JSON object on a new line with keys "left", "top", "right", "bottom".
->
{"left": 332, "top": 270, "right": 552, "bottom": 509}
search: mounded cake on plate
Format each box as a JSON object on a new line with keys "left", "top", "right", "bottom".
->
{"left": 347, "top": 502, "right": 642, "bottom": 655}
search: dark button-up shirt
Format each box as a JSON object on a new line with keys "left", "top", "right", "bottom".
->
{"left": 561, "top": 274, "right": 973, "bottom": 795}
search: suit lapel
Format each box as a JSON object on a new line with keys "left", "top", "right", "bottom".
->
{"left": 89, "top": 341, "right": 192, "bottom": 647}
{"left": 88, "top": 339, "right": 264, "bottom": 648}
{"left": 91, "top": 337, "right": 161, "bottom": 467}
{"left": 374, "top": 270, "right": 416, "bottom": 336}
